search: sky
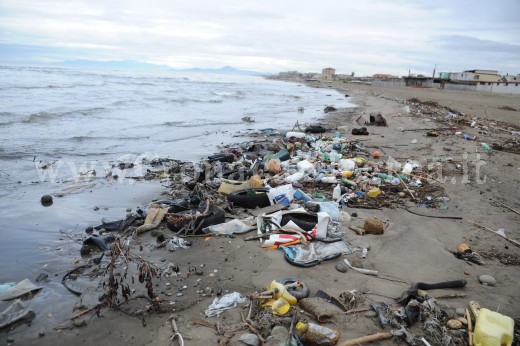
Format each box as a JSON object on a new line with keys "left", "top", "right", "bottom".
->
{"left": 0, "top": 0, "right": 519, "bottom": 76}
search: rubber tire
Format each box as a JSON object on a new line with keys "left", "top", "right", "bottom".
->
{"left": 208, "top": 153, "right": 234, "bottom": 163}
{"left": 227, "top": 188, "right": 270, "bottom": 209}
{"left": 275, "top": 276, "right": 311, "bottom": 300}
{"left": 222, "top": 169, "right": 253, "bottom": 181}
{"left": 305, "top": 125, "right": 327, "bottom": 133}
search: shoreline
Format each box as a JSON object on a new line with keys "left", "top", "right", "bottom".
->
{"left": 2, "top": 81, "right": 519, "bottom": 346}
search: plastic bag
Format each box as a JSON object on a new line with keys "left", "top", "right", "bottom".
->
{"left": 280, "top": 241, "right": 352, "bottom": 267}
{"left": 205, "top": 292, "right": 246, "bottom": 317}
{"left": 167, "top": 236, "right": 191, "bottom": 252}
{"left": 205, "top": 219, "right": 255, "bottom": 235}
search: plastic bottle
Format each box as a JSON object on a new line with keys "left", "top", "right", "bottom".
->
{"left": 321, "top": 176, "right": 338, "bottom": 184}
{"left": 296, "top": 321, "right": 340, "bottom": 345}
{"left": 367, "top": 187, "right": 381, "bottom": 198}
{"left": 339, "top": 178, "right": 357, "bottom": 188}
{"left": 481, "top": 143, "right": 491, "bottom": 151}
{"left": 402, "top": 162, "right": 414, "bottom": 175}
{"left": 378, "top": 173, "right": 395, "bottom": 181}
{"left": 333, "top": 184, "right": 341, "bottom": 200}
{"left": 341, "top": 171, "right": 354, "bottom": 178}
{"left": 473, "top": 308, "right": 514, "bottom": 346}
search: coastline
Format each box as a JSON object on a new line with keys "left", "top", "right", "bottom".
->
{"left": 2, "top": 80, "right": 519, "bottom": 346}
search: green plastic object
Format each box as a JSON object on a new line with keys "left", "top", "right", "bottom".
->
{"left": 314, "top": 192, "right": 328, "bottom": 201}
{"left": 272, "top": 149, "right": 290, "bottom": 161}
{"left": 481, "top": 143, "right": 491, "bottom": 151}
{"left": 339, "top": 178, "right": 357, "bottom": 188}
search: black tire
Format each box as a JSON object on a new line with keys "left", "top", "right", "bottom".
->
{"left": 222, "top": 169, "right": 253, "bottom": 181}
{"left": 275, "top": 276, "right": 311, "bottom": 300}
{"left": 305, "top": 125, "right": 327, "bottom": 133}
{"left": 281, "top": 213, "right": 318, "bottom": 232}
{"left": 208, "top": 153, "right": 234, "bottom": 163}
{"left": 227, "top": 188, "right": 270, "bottom": 209}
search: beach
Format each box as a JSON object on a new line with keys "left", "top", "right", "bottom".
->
{"left": 2, "top": 79, "right": 519, "bottom": 345}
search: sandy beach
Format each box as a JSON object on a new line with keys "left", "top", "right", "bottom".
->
{"left": 3, "top": 82, "right": 519, "bottom": 346}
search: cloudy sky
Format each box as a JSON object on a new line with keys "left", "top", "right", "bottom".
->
{"left": 0, "top": 0, "right": 519, "bottom": 76}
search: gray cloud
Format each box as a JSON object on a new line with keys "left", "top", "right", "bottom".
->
{"left": 0, "top": 0, "right": 518, "bottom": 75}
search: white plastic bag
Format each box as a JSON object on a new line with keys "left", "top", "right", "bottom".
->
{"left": 205, "top": 292, "right": 246, "bottom": 317}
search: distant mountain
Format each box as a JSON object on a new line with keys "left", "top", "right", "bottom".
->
{"left": 54, "top": 60, "right": 266, "bottom": 75}
{"left": 55, "top": 59, "right": 171, "bottom": 71}
{"left": 179, "top": 66, "right": 267, "bottom": 76}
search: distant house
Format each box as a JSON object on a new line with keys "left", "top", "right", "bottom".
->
{"left": 321, "top": 67, "right": 336, "bottom": 79}
{"left": 451, "top": 69, "right": 500, "bottom": 83}
{"left": 403, "top": 76, "right": 434, "bottom": 87}
{"left": 502, "top": 74, "right": 520, "bottom": 83}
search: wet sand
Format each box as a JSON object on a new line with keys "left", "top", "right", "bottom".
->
{"left": 3, "top": 83, "right": 519, "bottom": 345}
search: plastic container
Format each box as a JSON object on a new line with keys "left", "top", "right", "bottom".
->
{"left": 473, "top": 308, "right": 514, "bottom": 346}
{"left": 321, "top": 176, "right": 338, "bottom": 184}
{"left": 402, "top": 162, "right": 415, "bottom": 175}
{"left": 284, "top": 171, "right": 305, "bottom": 183}
{"left": 272, "top": 149, "right": 291, "bottom": 162}
{"left": 339, "top": 159, "right": 356, "bottom": 171}
{"left": 332, "top": 184, "right": 341, "bottom": 200}
{"left": 481, "top": 143, "right": 491, "bottom": 151}
{"left": 271, "top": 297, "right": 291, "bottom": 315}
{"left": 293, "top": 189, "right": 312, "bottom": 202}
{"left": 296, "top": 321, "right": 340, "bottom": 345}
{"left": 267, "top": 280, "right": 297, "bottom": 305}
{"left": 367, "top": 187, "right": 381, "bottom": 198}
{"left": 378, "top": 173, "right": 395, "bottom": 181}
{"left": 339, "top": 178, "right": 357, "bottom": 188}
{"left": 297, "top": 160, "right": 315, "bottom": 173}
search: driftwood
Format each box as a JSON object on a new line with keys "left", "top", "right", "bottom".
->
{"left": 468, "top": 219, "right": 520, "bottom": 248}
{"left": 390, "top": 169, "right": 416, "bottom": 201}
{"left": 337, "top": 332, "right": 393, "bottom": 346}
{"left": 494, "top": 200, "right": 520, "bottom": 216}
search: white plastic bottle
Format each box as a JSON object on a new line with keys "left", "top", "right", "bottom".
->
{"left": 333, "top": 184, "right": 341, "bottom": 200}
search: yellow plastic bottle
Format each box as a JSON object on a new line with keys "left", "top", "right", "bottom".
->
{"left": 367, "top": 187, "right": 381, "bottom": 198}
{"left": 473, "top": 308, "right": 514, "bottom": 346}
{"left": 267, "top": 280, "right": 297, "bottom": 305}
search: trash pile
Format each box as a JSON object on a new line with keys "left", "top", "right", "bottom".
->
{"left": 7, "top": 116, "right": 517, "bottom": 345}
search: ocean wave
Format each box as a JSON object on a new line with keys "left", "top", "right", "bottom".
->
{"left": 66, "top": 135, "right": 149, "bottom": 142}
{"left": 21, "top": 107, "right": 106, "bottom": 124}
{"left": 211, "top": 90, "right": 245, "bottom": 98}
{"left": 166, "top": 96, "right": 222, "bottom": 104}
{"left": 0, "top": 83, "right": 104, "bottom": 91}
{"left": 163, "top": 119, "right": 236, "bottom": 128}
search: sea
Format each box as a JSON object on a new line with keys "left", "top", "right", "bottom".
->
{"left": 0, "top": 65, "right": 354, "bottom": 332}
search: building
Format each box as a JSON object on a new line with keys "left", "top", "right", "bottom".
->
{"left": 403, "top": 76, "right": 434, "bottom": 87}
{"left": 451, "top": 69, "right": 500, "bottom": 83}
{"left": 502, "top": 74, "right": 520, "bottom": 83}
{"left": 438, "top": 72, "right": 450, "bottom": 80}
{"left": 321, "top": 67, "right": 336, "bottom": 79}
{"left": 278, "top": 71, "right": 301, "bottom": 79}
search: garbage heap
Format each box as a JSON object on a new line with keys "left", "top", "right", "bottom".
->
{"left": 64, "top": 125, "right": 516, "bottom": 345}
